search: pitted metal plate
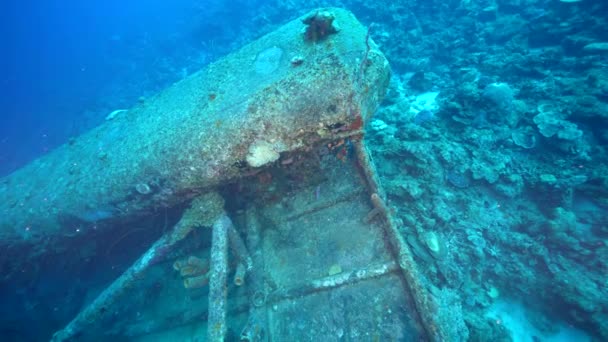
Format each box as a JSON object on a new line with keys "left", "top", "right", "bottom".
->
{"left": 245, "top": 154, "right": 427, "bottom": 340}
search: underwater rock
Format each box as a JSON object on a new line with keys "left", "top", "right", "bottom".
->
{"left": 486, "top": 286, "right": 500, "bottom": 300}
{"left": 511, "top": 128, "right": 537, "bottom": 149}
{"left": 446, "top": 169, "right": 471, "bottom": 188}
{"left": 471, "top": 160, "right": 501, "bottom": 184}
{"left": 482, "top": 82, "right": 514, "bottom": 110}
{"left": 471, "top": 110, "right": 490, "bottom": 128}
{"left": 495, "top": 174, "right": 525, "bottom": 198}
{"left": 533, "top": 113, "right": 583, "bottom": 141}
{"left": 135, "top": 183, "right": 152, "bottom": 195}
{"left": 422, "top": 231, "right": 444, "bottom": 259}
{"left": 370, "top": 119, "right": 388, "bottom": 131}
{"left": 406, "top": 234, "right": 435, "bottom": 264}
{"left": 414, "top": 109, "right": 435, "bottom": 125}
{"left": 540, "top": 173, "right": 558, "bottom": 186}
{"left": 407, "top": 71, "right": 433, "bottom": 92}
{"left": 409, "top": 91, "right": 440, "bottom": 119}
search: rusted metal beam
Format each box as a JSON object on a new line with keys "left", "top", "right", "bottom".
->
{"left": 353, "top": 140, "right": 447, "bottom": 341}
{"left": 207, "top": 212, "right": 231, "bottom": 342}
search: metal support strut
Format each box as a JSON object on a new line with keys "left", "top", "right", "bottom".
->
{"left": 51, "top": 193, "right": 225, "bottom": 342}
{"left": 208, "top": 213, "right": 231, "bottom": 342}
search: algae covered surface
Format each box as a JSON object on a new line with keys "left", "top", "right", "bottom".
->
{"left": 2, "top": 0, "right": 608, "bottom": 341}
{"left": 0, "top": 8, "right": 387, "bottom": 245}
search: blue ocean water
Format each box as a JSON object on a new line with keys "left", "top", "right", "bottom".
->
{"left": 1, "top": 0, "right": 607, "bottom": 341}
{"left": 0, "top": 0, "right": 253, "bottom": 177}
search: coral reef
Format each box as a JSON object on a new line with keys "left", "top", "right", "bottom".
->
{"left": 358, "top": 0, "right": 608, "bottom": 337}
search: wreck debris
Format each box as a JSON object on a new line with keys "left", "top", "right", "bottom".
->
{"left": 173, "top": 255, "right": 209, "bottom": 277}
{"left": 1, "top": 7, "right": 430, "bottom": 341}
{"left": 267, "top": 261, "right": 399, "bottom": 301}
{"left": 353, "top": 139, "right": 444, "bottom": 341}
{"left": 184, "top": 273, "right": 210, "bottom": 289}
{"left": 240, "top": 208, "right": 268, "bottom": 341}
{"left": 0, "top": 8, "right": 386, "bottom": 267}
{"left": 228, "top": 224, "right": 252, "bottom": 273}
{"left": 51, "top": 193, "right": 224, "bottom": 342}
{"left": 174, "top": 255, "right": 210, "bottom": 288}
{"left": 207, "top": 213, "right": 231, "bottom": 342}
{"left": 233, "top": 263, "right": 247, "bottom": 286}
